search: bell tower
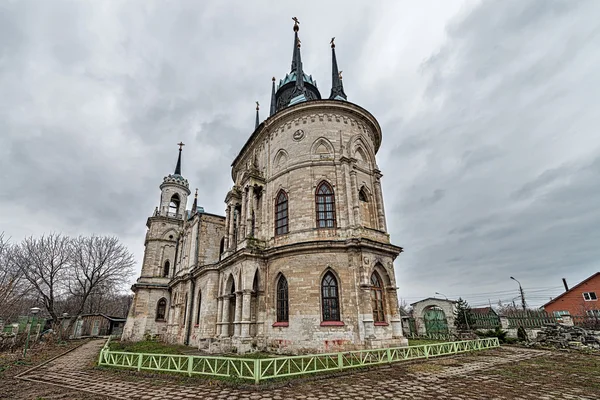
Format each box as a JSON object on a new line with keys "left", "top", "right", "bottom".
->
{"left": 123, "top": 143, "right": 191, "bottom": 341}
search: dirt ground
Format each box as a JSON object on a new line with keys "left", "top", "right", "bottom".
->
{"left": 3, "top": 340, "right": 600, "bottom": 399}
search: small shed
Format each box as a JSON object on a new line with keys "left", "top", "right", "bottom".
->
{"left": 60, "top": 314, "right": 127, "bottom": 338}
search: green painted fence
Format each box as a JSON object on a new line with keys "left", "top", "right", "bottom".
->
{"left": 98, "top": 337, "right": 500, "bottom": 384}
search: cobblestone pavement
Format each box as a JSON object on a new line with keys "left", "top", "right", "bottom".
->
{"left": 18, "top": 339, "right": 599, "bottom": 399}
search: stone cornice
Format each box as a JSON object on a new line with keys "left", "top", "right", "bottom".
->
{"left": 232, "top": 100, "right": 383, "bottom": 181}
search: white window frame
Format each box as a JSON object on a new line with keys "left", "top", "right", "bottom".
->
{"left": 582, "top": 292, "right": 597, "bottom": 301}
{"left": 552, "top": 310, "right": 570, "bottom": 317}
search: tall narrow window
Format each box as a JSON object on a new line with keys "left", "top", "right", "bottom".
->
{"left": 195, "top": 291, "right": 202, "bottom": 325}
{"left": 321, "top": 272, "right": 340, "bottom": 321}
{"left": 156, "top": 298, "right": 167, "bottom": 321}
{"left": 163, "top": 261, "right": 170, "bottom": 277}
{"left": 316, "top": 182, "right": 336, "bottom": 228}
{"left": 182, "top": 294, "right": 188, "bottom": 326}
{"left": 370, "top": 272, "right": 385, "bottom": 323}
{"left": 276, "top": 275, "right": 289, "bottom": 322}
{"left": 275, "top": 190, "right": 288, "bottom": 235}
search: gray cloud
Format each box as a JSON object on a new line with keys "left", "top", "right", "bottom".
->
{"left": 1, "top": 0, "right": 599, "bottom": 308}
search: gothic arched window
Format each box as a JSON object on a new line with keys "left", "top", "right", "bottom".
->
{"left": 275, "top": 190, "right": 288, "bottom": 235}
{"left": 359, "top": 188, "right": 368, "bottom": 202}
{"left": 316, "top": 182, "right": 336, "bottom": 228}
{"left": 370, "top": 272, "right": 385, "bottom": 323}
{"left": 321, "top": 272, "right": 340, "bottom": 321}
{"left": 276, "top": 275, "right": 289, "bottom": 323}
{"left": 169, "top": 194, "right": 180, "bottom": 216}
{"left": 163, "top": 261, "right": 170, "bottom": 277}
{"left": 156, "top": 298, "right": 167, "bottom": 321}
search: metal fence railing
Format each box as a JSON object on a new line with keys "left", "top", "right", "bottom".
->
{"left": 504, "top": 310, "right": 557, "bottom": 328}
{"left": 471, "top": 314, "right": 501, "bottom": 330}
{"left": 98, "top": 337, "right": 500, "bottom": 384}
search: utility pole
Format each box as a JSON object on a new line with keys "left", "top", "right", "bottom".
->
{"left": 510, "top": 276, "right": 526, "bottom": 310}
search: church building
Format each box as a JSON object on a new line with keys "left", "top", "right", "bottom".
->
{"left": 122, "top": 20, "right": 407, "bottom": 353}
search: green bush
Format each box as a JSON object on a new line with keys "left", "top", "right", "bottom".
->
{"left": 517, "top": 326, "right": 528, "bottom": 342}
{"left": 475, "top": 327, "right": 509, "bottom": 343}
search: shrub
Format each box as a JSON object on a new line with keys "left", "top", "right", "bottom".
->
{"left": 475, "top": 327, "right": 508, "bottom": 343}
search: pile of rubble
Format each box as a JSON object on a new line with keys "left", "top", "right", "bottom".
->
{"left": 530, "top": 323, "right": 600, "bottom": 350}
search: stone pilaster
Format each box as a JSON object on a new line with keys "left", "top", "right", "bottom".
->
{"left": 220, "top": 296, "right": 230, "bottom": 337}
{"left": 240, "top": 189, "right": 247, "bottom": 241}
{"left": 241, "top": 290, "right": 252, "bottom": 338}
{"left": 227, "top": 206, "right": 234, "bottom": 249}
{"left": 373, "top": 170, "right": 386, "bottom": 232}
{"left": 234, "top": 291, "right": 243, "bottom": 337}
{"left": 247, "top": 186, "right": 255, "bottom": 237}
{"left": 215, "top": 296, "right": 223, "bottom": 336}
{"left": 350, "top": 169, "right": 360, "bottom": 226}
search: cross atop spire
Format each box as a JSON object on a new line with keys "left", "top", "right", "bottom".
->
{"left": 174, "top": 142, "right": 184, "bottom": 175}
{"left": 329, "top": 38, "right": 347, "bottom": 101}
{"left": 290, "top": 17, "right": 302, "bottom": 73}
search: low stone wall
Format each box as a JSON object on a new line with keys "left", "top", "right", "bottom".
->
{"left": 529, "top": 323, "right": 600, "bottom": 350}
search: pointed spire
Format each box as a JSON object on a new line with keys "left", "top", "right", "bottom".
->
{"left": 270, "top": 77, "right": 276, "bottom": 116}
{"left": 255, "top": 101, "right": 260, "bottom": 130}
{"left": 174, "top": 142, "right": 184, "bottom": 175}
{"left": 291, "top": 17, "right": 301, "bottom": 72}
{"left": 192, "top": 188, "right": 198, "bottom": 212}
{"left": 294, "top": 32, "right": 304, "bottom": 92}
{"left": 329, "top": 38, "right": 347, "bottom": 101}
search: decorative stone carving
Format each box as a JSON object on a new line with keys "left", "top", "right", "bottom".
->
{"left": 292, "top": 129, "right": 305, "bottom": 141}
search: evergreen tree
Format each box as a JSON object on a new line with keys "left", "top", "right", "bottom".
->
{"left": 454, "top": 297, "right": 475, "bottom": 330}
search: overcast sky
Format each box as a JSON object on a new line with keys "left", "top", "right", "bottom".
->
{"left": 1, "top": 0, "right": 599, "bottom": 309}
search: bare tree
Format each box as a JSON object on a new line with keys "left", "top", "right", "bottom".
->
{"left": 0, "top": 233, "right": 33, "bottom": 321}
{"left": 66, "top": 235, "right": 134, "bottom": 330}
{"left": 12, "top": 233, "right": 72, "bottom": 327}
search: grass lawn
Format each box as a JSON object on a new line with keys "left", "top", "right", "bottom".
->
{"left": 108, "top": 340, "right": 190, "bottom": 355}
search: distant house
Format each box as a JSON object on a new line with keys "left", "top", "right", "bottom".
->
{"left": 60, "top": 314, "right": 126, "bottom": 338}
{"left": 542, "top": 272, "right": 600, "bottom": 318}
{"left": 470, "top": 307, "right": 498, "bottom": 316}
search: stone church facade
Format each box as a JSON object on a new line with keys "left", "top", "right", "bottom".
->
{"left": 122, "top": 20, "right": 407, "bottom": 354}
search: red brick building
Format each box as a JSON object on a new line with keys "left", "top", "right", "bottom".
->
{"left": 543, "top": 272, "right": 600, "bottom": 318}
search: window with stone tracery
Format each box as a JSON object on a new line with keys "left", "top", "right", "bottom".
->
{"left": 276, "top": 275, "right": 289, "bottom": 323}
{"left": 156, "top": 298, "right": 167, "bottom": 321}
{"left": 321, "top": 272, "right": 340, "bottom": 321}
{"left": 371, "top": 272, "right": 385, "bottom": 323}
{"left": 275, "top": 190, "right": 288, "bottom": 235}
{"left": 316, "top": 181, "right": 336, "bottom": 228}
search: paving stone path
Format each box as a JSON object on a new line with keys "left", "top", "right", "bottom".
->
{"left": 18, "top": 339, "right": 596, "bottom": 399}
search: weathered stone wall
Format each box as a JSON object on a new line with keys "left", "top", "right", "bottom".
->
{"left": 125, "top": 100, "right": 406, "bottom": 353}
{"left": 121, "top": 286, "right": 169, "bottom": 341}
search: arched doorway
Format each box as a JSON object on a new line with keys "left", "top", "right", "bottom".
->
{"left": 423, "top": 306, "right": 448, "bottom": 334}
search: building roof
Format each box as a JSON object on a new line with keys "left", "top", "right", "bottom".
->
{"left": 58, "top": 313, "right": 126, "bottom": 322}
{"left": 470, "top": 307, "right": 497, "bottom": 315}
{"left": 542, "top": 272, "right": 600, "bottom": 308}
{"left": 410, "top": 297, "right": 458, "bottom": 306}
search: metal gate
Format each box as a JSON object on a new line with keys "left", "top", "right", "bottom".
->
{"left": 424, "top": 306, "right": 448, "bottom": 334}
